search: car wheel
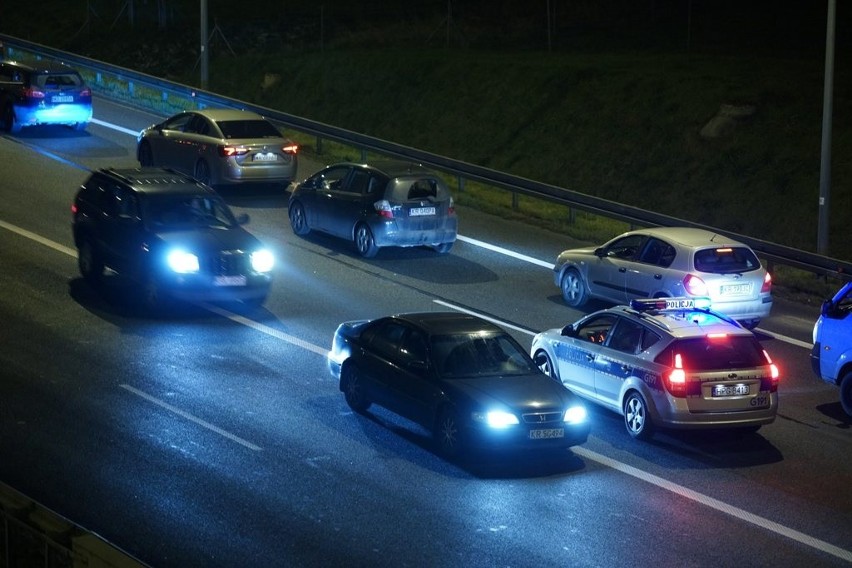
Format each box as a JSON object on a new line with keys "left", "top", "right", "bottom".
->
{"left": 434, "top": 407, "right": 464, "bottom": 458}
{"left": 354, "top": 223, "right": 378, "bottom": 258}
{"left": 77, "top": 240, "right": 104, "bottom": 285}
{"left": 138, "top": 141, "right": 154, "bottom": 166}
{"left": 289, "top": 202, "right": 310, "bottom": 236}
{"left": 739, "top": 319, "right": 760, "bottom": 330}
{"left": 432, "top": 241, "right": 453, "bottom": 254}
{"left": 3, "top": 105, "right": 21, "bottom": 134}
{"left": 141, "top": 272, "right": 166, "bottom": 312}
{"left": 533, "top": 350, "right": 559, "bottom": 382}
{"left": 194, "top": 160, "right": 212, "bottom": 186}
{"left": 560, "top": 268, "right": 588, "bottom": 307}
{"left": 840, "top": 371, "right": 852, "bottom": 417}
{"left": 341, "top": 363, "right": 371, "bottom": 413}
{"left": 623, "top": 391, "right": 655, "bottom": 440}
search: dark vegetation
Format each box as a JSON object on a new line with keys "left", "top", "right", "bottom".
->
{"left": 2, "top": 1, "right": 850, "bottom": 279}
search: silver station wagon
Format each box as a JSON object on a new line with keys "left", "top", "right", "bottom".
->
{"left": 531, "top": 298, "right": 780, "bottom": 440}
{"left": 553, "top": 226, "right": 773, "bottom": 329}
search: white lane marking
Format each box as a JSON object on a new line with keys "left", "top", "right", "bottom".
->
{"left": 574, "top": 447, "right": 852, "bottom": 564}
{"left": 89, "top": 117, "right": 141, "bottom": 137}
{"left": 757, "top": 328, "right": 813, "bottom": 350}
{"left": 3, "top": 218, "right": 848, "bottom": 559}
{"left": 456, "top": 234, "right": 554, "bottom": 269}
{"left": 119, "top": 384, "right": 262, "bottom": 451}
{"left": 0, "top": 219, "right": 79, "bottom": 258}
{"left": 432, "top": 299, "right": 535, "bottom": 337}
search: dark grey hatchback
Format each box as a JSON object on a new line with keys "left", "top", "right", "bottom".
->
{"left": 288, "top": 161, "right": 457, "bottom": 258}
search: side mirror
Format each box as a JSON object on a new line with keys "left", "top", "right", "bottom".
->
{"left": 561, "top": 325, "right": 576, "bottom": 337}
{"left": 594, "top": 247, "right": 606, "bottom": 258}
{"left": 236, "top": 213, "right": 250, "bottom": 225}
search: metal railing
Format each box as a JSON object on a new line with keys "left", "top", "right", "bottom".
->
{"left": 2, "top": 33, "right": 850, "bottom": 281}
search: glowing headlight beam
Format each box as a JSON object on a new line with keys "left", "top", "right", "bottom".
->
{"left": 251, "top": 249, "right": 274, "bottom": 273}
{"left": 167, "top": 250, "right": 199, "bottom": 273}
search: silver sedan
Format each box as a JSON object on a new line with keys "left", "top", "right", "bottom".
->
{"left": 136, "top": 108, "right": 298, "bottom": 190}
{"left": 553, "top": 227, "right": 773, "bottom": 328}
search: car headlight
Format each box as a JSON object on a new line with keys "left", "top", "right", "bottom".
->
{"left": 166, "top": 250, "right": 199, "bottom": 274}
{"left": 563, "top": 405, "right": 587, "bottom": 424}
{"left": 251, "top": 249, "right": 274, "bottom": 273}
{"left": 472, "top": 410, "right": 519, "bottom": 429}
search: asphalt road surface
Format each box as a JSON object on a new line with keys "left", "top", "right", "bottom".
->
{"left": 0, "top": 99, "right": 850, "bottom": 568}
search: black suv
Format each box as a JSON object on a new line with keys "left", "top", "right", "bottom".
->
{"left": 0, "top": 59, "right": 92, "bottom": 133}
{"left": 71, "top": 168, "right": 274, "bottom": 308}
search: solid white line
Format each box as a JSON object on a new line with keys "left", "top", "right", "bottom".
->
{"left": 119, "top": 384, "right": 262, "bottom": 451}
{"left": 758, "top": 328, "right": 813, "bottom": 350}
{"left": 574, "top": 447, "right": 852, "bottom": 563}
{"left": 89, "top": 117, "right": 140, "bottom": 137}
{"left": 0, "top": 219, "right": 78, "bottom": 258}
{"left": 456, "top": 234, "right": 554, "bottom": 269}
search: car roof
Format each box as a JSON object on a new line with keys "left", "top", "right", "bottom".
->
{"left": 390, "top": 312, "right": 505, "bottom": 335}
{"left": 96, "top": 168, "right": 216, "bottom": 196}
{"left": 191, "top": 108, "right": 267, "bottom": 122}
{"left": 629, "top": 227, "right": 748, "bottom": 249}
{"left": 604, "top": 305, "right": 753, "bottom": 339}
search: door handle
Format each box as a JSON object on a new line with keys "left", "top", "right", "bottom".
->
{"left": 619, "top": 267, "right": 626, "bottom": 273}
{"left": 654, "top": 274, "right": 662, "bottom": 279}
{"left": 585, "top": 353, "right": 594, "bottom": 362}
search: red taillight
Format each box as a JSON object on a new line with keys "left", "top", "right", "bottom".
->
{"left": 23, "top": 87, "right": 45, "bottom": 99}
{"left": 218, "top": 145, "right": 249, "bottom": 157}
{"left": 80, "top": 87, "right": 91, "bottom": 98}
{"left": 763, "top": 349, "right": 780, "bottom": 391}
{"left": 374, "top": 200, "right": 394, "bottom": 219}
{"left": 282, "top": 143, "right": 298, "bottom": 155}
{"left": 761, "top": 272, "right": 772, "bottom": 293}
{"left": 448, "top": 196, "right": 455, "bottom": 215}
{"left": 683, "top": 274, "right": 707, "bottom": 296}
{"left": 667, "top": 353, "right": 687, "bottom": 397}
{"left": 71, "top": 203, "right": 78, "bottom": 215}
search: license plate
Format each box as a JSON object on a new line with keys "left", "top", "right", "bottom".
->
{"left": 51, "top": 95, "right": 73, "bottom": 103}
{"left": 253, "top": 153, "right": 278, "bottom": 162}
{"left": 408, "top": 206, "right": 436, "bottom": 217}
{"left": 712, "top": 384, "right": 749, "bottom": 397}
{"left": 529, "top": 428, "right": 564, "bottom": 440}
{"left": 214, "top": 275, "right": 247, "bottom": 286}
{"left": 720, "top": 283, "right": 751, "bottom": 296}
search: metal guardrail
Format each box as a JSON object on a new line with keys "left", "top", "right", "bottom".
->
{"left": 2, "top": 33, "right": 850, "bottom": 281}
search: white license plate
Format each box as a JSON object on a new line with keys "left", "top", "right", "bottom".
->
{"left": 720, "top": 283, "right": 751, "bottom": 296}
{"left": 712, "top": 384, "right": 749, "bottom": 397}
{"left": 253, "top": 153, "right": 278, "bottom": 162}
{"left": 51, "top": 95, "right": 73, "bottom": 103}
{"left": 214, "top": 275, "right": 247, "bottom": 286}
{"left": 409, "top": 206, "right": 436, "bottom": 217}
{"left": 529, "top": 428, "right": 564, "bottom": 440}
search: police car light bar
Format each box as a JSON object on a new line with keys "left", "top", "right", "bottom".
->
{"left": 630, "top": 297, "right": 712, "bottom": 311}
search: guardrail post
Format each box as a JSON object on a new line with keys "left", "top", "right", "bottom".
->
{"left": 457, "top": 176, "right": 465, "bottom": 194}
{"left": 316, "top": 136, "right": 323, "bottom": 155}
{"left": 360, "top": 148, "right": 367, "bottom": 162}
{"left": 512, "top": 191, "right": 519, "bottom": 210}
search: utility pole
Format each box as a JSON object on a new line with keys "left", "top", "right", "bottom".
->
{"left": 200, "top": 0, "right": 209, "bottom": 89}
{"left": 817, "top": 0, "right": 835, "bottom": 255}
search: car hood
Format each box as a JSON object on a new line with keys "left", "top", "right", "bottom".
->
{"left": 558, "top": 247, "right": 598, "bottom": 260}
{"left": 444, "top": 373, "right": 574, "bottom": 410}
{"left": 152, "top": 227, "right": 260, "bottom": 252}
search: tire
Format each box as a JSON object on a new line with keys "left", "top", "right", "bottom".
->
{"left": 194, "top": 160, "right": 212, "bottom": 186}
{"left": 840, "top": 371, "right": 852, "bottom": 417}
{"left": 434, "top": 406, "right": 464, "bottom": 458}
{"left": 533, "top": 350, "right": 559, "bottom": 382}
{"left": 623, "top": 391, "right": 655, "bottom": 440}
{"left": 141, "top": 272, "right": 166, "bottom": 312}
{"left": 77, "top": 240, "right": 104, "bottom": 285}
{"left": 432, "top": 241, "right": 453, "bottom": 254}
{"left": 289, "top": 202, "right": 310, "bottom": 236}
{"left": 354, "top": 223, "right": 378, "bottom": 258}
{"left": 138, "top": 141, "right": 154, "bottom": 166}
{"left": 560, "top": 268, "right": 588, "bottom": 307}
{"left": 341, "top": 363, "right": 371, "bottom": 413}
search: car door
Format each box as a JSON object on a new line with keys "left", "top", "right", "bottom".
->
{"left": 552, "top": 314, "right": 617, "bottom": 402}
{"left": 325, "top": 167, "right": 371, "bottom": 239}
{"left": 148, "top": 113, "right": 195, "bottom": 171}
{"left": 593, "top": 318, "right": 646, "bottom": 404}
{"left": 623, "top": 237, "right": 677, "bottom": 299}
{"left": 96, "top": 182, "right": 144, "bottom": 275}
{"left": 587, "top": 234, "right": 647, "bottom": 303}
{"left": 818, "top": 283, "right": 852, "bottom": 379}
{"left": 307, "top": 165, "right": 352, "bottom": 233}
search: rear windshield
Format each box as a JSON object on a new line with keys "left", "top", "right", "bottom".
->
{"left": 34, "top": 73, "right": 83, "bottom": 89}
{"left": 655, "top": 336, "right": 766, "bottom": 371}
{"left": 217, "top": 119, "right": 281, "bottom": 139}
{"left": 694, "top": 247, "right": 761, "bottom": 274}
{"left": 387, "top": 177, "right": 446, "bottom": 202}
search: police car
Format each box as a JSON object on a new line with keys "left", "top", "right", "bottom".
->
{"left": 531, "top": 298, "right": 779, "bottom": 440}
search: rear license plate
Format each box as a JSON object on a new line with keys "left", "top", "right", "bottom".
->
{"left": 214, "top": 275, "right": 247, "bottom": 286}
{"left": 51, "top": 95, "right": 73, "bottom": 103}
{"left": 253, "top": 153, "right": 278, "bottom": 162}
{"left": 720, "top": 283, "right": 752, "bottom": 296}
{"left": 712, "top": 384, "right": 749, "bottom": 397}
{"left": 409, "top": 206, "right": 436, "bottom": 216}
{"left": 529, "top": 428, "right": 564, "bottom": 440}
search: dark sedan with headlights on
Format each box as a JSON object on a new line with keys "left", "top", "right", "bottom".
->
{"left": 328, "top": 312, "right": 590, "bottom": 458}
{"left": 72, "top": 167, "right": 275, "bottom": 310}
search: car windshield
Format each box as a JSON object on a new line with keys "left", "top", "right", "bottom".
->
{"left": 35, "top": 73, "right": 83, "bottom": 89}
{"left": 216, "top": 119, "right": 281, "bottom": 139}
{"left": 433, "top": 332, "right": 537, "bottom": 378}
{"left": 694, "top": 247, "right": 761, "bottom": 274}
{"left": 144, "top": 195, "right": 236, "bottom": 230}
{"left": 655, "top": 336, "right": 766, "bottom": 371}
